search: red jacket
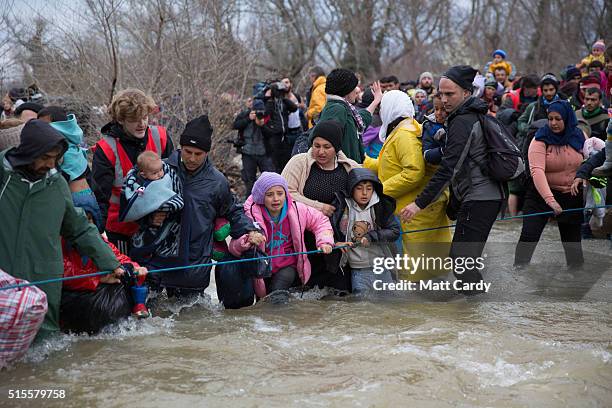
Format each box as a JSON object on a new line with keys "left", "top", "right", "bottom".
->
{"left": 62, "top": 237, "right": 142, "bottom": 291}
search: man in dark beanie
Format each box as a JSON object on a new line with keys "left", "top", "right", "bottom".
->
{"left": 179, "top": 114, "right": 213, "bottom": 156}
{"left": 318, "top": 68, "right": 383, "bottom": 163}
{"left": 0, "top": 119, "right": 123, "bottom": 339}
{"left": 157, "top": 114, "right": 263, "bottom": 299}
{"left": 401, "top": 65, "right": 504, "bottom": 295}
{"left": 325, "top": 68, "right": 360, "bottom": 97}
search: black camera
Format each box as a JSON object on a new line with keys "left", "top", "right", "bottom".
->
{"left": 269, "top": 81, "right": 289, "bottom": 98}
{"left": 252, "top": 98, "right": 266, "bottom": 119}
{"left": 226, "top": 135, "right": 246, "bottom": 153}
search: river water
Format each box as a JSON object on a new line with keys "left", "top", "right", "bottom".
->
{"left": 1, "top": 221, "right": 611, "bottom": 407}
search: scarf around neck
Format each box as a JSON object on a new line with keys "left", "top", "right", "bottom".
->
{"left": 327, "top": 94, "right": 365, "bottom": 136}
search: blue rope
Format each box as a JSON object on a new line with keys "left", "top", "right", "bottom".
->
{"left": 0, "top": 245, "right": 351, "bottom": 291}
{"left": 399, "top": 204, "right": 612, "bottom": 235}
{"left": 1, "top": 205, "right": 610, "bottom": 291}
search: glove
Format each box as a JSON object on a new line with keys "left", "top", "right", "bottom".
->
{"left": 433, "top": 128, "right": 446, "bottom": 142}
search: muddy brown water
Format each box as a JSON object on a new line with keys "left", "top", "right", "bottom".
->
{"left": 1, "top": 221, "right": 611, "bottom": 407}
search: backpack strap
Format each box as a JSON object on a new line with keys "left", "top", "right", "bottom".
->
{"left": 453, "top": 116, "right": 480, "bottom": 195}
{"left": 471, "top": 114, "right": 508, "bottom": 205}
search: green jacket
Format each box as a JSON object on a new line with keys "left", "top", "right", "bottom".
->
{"left": 318, "top": 99, "right": 372, "bottom": 163}
{"left": 517, "top": 98, "right": 552, "bottom": 148}
{"left": 517, "top": 101, "right": 537, "bottom": 137}
{"left": 0, "top": 150, "right": 120, "bottom": 339}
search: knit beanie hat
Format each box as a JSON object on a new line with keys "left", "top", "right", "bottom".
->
{"left": 564, "top": 66, "right": 581, "bottom": 80}
{"left": 310, "top": 120, "right": 343, "bottom": 152}
{"left": 485, "top": 78, "right": 498, "bottom": 88}
{"left": 592, "top": 40, "right": 605, "bottom": 52}
{"left": 413, "top": 88, "right": 427, "bottom": 97}
{"left": 492, "top": 49, "right": 507, "bottom": 59}
{"left": 442, "top": 65, "right": 478, "bottom": 92}
{"left": 251, "top": 172, "right": 288, "bottom": 205}
{"left": 419, "top": 72, "right": 434, "bottom": 82}
{"left": 180, "top": 115, "right": 213, "bottom": 152}
{"left": 325, "top": 68, "right": 358, "bottom": 97}
{"left": 540, "top": 73, "right": 559, "bottom": 89}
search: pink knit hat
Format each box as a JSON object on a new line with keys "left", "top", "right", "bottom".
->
{"left": 592, "top": 40, "right": 605, "bottom": 52}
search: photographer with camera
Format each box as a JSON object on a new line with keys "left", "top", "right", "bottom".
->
{"left": 281, "top": 77, "right": 307, "bottom": 149}
{"left": 262, "top": 80, "right": 298, "bottom": 172}
{"left": 233, "top": 98, "right": 276, "bottom": 198}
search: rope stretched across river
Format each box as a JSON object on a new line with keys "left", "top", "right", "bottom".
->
{"left": 399, "top": 204, "right": 612, "bottom": 235}
{"left": 1, "top": 204, "right": 611, "bottom": 291}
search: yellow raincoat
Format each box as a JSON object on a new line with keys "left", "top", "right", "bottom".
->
{"left": 364, "top": 118, "right": 451, "bottom": 280}
{"left": 307, "top": 76, "right": 326, "bottom": 128}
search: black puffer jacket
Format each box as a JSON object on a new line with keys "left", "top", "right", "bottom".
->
{"left": 415, "top": 97, "right": 504, "bottom": 209}
{"left": 158, "top": 150, "right": 257, "bottom": 290}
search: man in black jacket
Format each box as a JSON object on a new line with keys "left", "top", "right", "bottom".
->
{"left": 262, "top": 82, "right": 298, "bottom": 172}
{"left": 233, "top": 99, "right": 275, "bottom": 198}
{"left": 159, "top": 115, "right": 265, "bottom": 298}
{"left": 401, "top": 65, "right": 505, "bottom": 294}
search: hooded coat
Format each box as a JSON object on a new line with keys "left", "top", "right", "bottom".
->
{"left": 228, "top": 190, "right": 334, "bottom": 298}
{"left": 0, "top": 123, "right": 120, "bottom": 338}
{"left": 307, "top": 76, "right": 327, "bottom": 128}
{"left": 328, "top": 168, "right": 400, "bottom": 273}
{"left": 364, "top": 117, "right": 451, "bottom": 249}
{"left": 50, "top": 114, "right": 88, "bottom": 181}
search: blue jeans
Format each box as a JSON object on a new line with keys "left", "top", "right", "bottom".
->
{"left": 351, "top": 267, "right": 394, "bottom": 294}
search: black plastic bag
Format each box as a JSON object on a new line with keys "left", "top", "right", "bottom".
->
{"left": 215, "top": 262, "right": 255, "bottom": 309}
{"left": 60, "top": 283, "right": 132, "bottom": 334}
{"left": 239, "top": 247, "right": 272, "bottom": 279}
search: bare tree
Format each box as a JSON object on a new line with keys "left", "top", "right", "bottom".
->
{"left": 2, "top": 0, "right": 609, "bottom": 191}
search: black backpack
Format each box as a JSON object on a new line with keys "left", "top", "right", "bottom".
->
{"left": 476, "top": 114, "right": 525, "bottom": 181}
{"left": 521, "top": 118, "right": 548, "bottom": 180}
{"left": 291, "top": 127, "right": 313, "bottom": 156}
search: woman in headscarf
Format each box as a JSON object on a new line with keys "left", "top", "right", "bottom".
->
{"left": 317, "top": 68, "right": 382, "bottom": 163}
{"left": 364, "top": 90, "right": 451, "bottom": 281}
{"left": 514, "top": 100, "right": 587, "bottom": 267}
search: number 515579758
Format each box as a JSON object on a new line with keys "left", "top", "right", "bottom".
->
{"left": 8, "top": 389, "right": 66, "bottom": 399}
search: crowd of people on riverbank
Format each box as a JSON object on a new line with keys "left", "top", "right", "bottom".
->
{"left": 1, "top": 41, "right": 612, "bottom": 367}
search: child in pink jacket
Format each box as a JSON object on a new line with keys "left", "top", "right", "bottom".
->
{"left": 229, "top": 172, "right": 334, "bottom": 297}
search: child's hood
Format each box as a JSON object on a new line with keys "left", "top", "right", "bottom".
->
{"left": 347, "top": 167, "right": 384, "bottom": 204}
